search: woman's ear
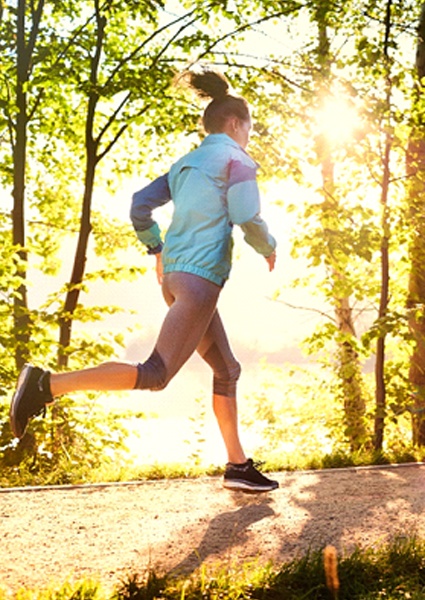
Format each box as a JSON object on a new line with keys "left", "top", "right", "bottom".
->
{"left": 230, "top": 116, "right": 240, "bottom": 132}
{"left": 223, "top": 115, "right": 239, "bottom": 134}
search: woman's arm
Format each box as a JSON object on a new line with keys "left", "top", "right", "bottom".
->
{"left": 130, "top": 173, "right": 171, "bottom": 254}
{"left": 226, "top": 159, "right": 277, "bottom": 264}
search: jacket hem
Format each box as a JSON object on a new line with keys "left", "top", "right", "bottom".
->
{"left": 163, "top": 264, "right": 227, "bottom": 287}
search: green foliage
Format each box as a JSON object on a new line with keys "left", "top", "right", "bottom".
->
{"left": 2, "top": 0, "right": 282, "bottom": 478}
{"left": 264, "top": 536, "right": 425, "bottom": 599}
{"left": 247, "top": 0, "right": 421, "bottom": 451}
{"left": 0, "top": 394, "right": 135, "bottom": 487}
{"left": 241, "top": 362, "right": 348, "bottom": 465}
{"left": 240, "top": 361, "right": 424, "bottom": 471}
{"left": 0, "top": 397, "right": 137, "bottom": 487}
{"left": 4, "top": 579, "right": 106, "bottom": 600}
{"left": 10, "top": 536, "right": 425, "bottom": 600}
{"left": 1, "top": 0, "right": 287, "bottom": 369}
{"left": 115, "top": 572, "right": 169, "bottom": 600}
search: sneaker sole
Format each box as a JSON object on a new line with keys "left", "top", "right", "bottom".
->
{"left": 9, "top": 364, "right": 34, "bottom": 439}
{"left": 223, "top": 479, "right": 279, "bottom": 493}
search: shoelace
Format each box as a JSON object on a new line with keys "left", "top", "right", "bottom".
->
{"left": 230, "top": 459, "right": 264, "bottom": 471}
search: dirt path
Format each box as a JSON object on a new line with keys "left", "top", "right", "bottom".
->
{"left": 2, "top": 464, "right": 425, "bottom": 595}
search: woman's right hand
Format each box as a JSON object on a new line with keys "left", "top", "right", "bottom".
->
{"left": 155, "top": 253, "right": 164, "bottom": 285}
{"left": 265, "top": 250, "right": 276, "bottom": 272}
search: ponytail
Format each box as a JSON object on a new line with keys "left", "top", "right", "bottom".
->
{"left": 183, "top": 68, "right": 250, "bottom": 134}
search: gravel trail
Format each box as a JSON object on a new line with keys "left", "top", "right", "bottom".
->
{"left": 2, "top": 463, "right": 425, "bottom": 595}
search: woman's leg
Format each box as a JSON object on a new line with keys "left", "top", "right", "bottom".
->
{"left": 50, "top": 362, "right": 137, "bottom": 397}
{"left": 134, "top": 272, "right": 221, "bottom": 390}
{"left": 197, "top": 312, "right": 279, "bottom": 491}
{"left": 49, "top": 272, "right": 220, "bottom": 397}
{"left": 213, "top": 393, "right": 246, "bottom": 464}
{"left": 196, "top": 310, "right": 246, "bottom": 464}
{"left": 10, "top": 273, "right": 221, "bottom": 440}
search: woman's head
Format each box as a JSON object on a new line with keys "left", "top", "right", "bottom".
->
{"left": 185, "top": 69, "right": 251, "bottom": 148}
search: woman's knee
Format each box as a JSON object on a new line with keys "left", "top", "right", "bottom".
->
{"left": 213, "top": 361, "right": 241, "bottom": 397}
{"left": 134, "top": 349, "right": 169, "bottom": 391}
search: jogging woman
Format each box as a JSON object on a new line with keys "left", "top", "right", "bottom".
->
{"left": 10, "top": 69, "right": 278, "bottom": 492}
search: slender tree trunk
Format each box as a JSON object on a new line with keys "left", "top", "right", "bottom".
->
{"left": 374, "top": 0, "right": 393, "bottom": 451}
{"left": 57, "top": 6, "right": 105, "bottom": 368}
{"left": 407, "top": 3, "right": 425, "bottom": 445}
{"left": 12, "top": 0, "right": 44, "bottom": 369}
{"left": 406, "top": 154, "right": 425, "bottom": 444}
{"left": 335, "top": 296, "right": 367, "bottom": 450}
{"left": 12, "top": 0, "right": 30, "bottom": 370}
{"left": 58, "top": 155, "right": 97, "bottom": 368}
{"left": 374, "top": 141, "right": 391, "bottom": 450}
{"left": 314, "top": 14, "right": 367, "bottom": 451}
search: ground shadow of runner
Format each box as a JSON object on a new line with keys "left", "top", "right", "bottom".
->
{"left": 168, "top": 494, "right": 276, "bottom": 576}
{"left": 279, "top": 464, "right": 425, "bottom": 560}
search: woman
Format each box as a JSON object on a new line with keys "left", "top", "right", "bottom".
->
{"left": 10, "top": 69, "right": 278, "bottom": 492}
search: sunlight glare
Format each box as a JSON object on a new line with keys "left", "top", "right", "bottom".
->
{"left": 316, "top": 95, "right": 359, "bottom": 144}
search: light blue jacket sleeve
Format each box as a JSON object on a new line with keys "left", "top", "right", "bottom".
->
{"left": 227, "top": 160, "right": 276, "bottom": 257}
{"left": 240, "top": 217, "right": 276, "bottom": 257}
{"left": 130, "top": 173, "right": 171, "bottom": 254}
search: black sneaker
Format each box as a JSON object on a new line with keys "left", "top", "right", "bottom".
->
{"left": 9, "top": 364, "right": 53, "bottom": 439}
{"left": 223, "top": 458, "right": 279, "bottom": 492}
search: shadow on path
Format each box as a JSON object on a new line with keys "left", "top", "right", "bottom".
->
{"left": 280, "top": 465, "right": 425, "bottom": 558}
{"left": 168, "top": 494, "right": 275, "bottom": 576}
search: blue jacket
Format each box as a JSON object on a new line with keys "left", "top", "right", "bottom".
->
{"left": 130, "top": 133, "right": 276, "bottom": 286}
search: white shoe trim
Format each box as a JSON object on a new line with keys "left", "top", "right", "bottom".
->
{"left": 223, "top": 478, "right": 278, "bottom": 492}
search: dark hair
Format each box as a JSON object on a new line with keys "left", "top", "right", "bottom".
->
{"left": 185, "top": 69, "right": 250, "bottom": 133}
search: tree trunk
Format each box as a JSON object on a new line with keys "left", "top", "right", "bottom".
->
{"left": 58, "top": 155, "right": 96, "bottom": 368}
{"left": 374, "top": 0, "right": 393, "bottom": 451}
{"left": 374, "top": 140, "right": 391, "bottom": 451}
{"left": 335, "top": 295, "right": 367, "bottom": 450}
{"left": 314, "top": 14, "right": 368, "bottom": 451}
{"left": 318, "top": 137, "right": 367, "bottom": 450}
{"left": 12, "top": 0, "right": 30, "bottom": 370}
{"left": 407, "top": 2, "right": 425, "bottom": 445}
{"left": 57, "top": 5, "right": 105, "bottom": 368}
{"left": 12, "top": 0, "right": 44, "bottom": 369}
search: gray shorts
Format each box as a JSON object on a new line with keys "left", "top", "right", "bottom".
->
{"left": 135, "top": 272, "right": 241, "bottom": 397}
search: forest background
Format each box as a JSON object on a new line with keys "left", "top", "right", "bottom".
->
{"left": 2, "top": 0, "right": 425, "bottom": 486}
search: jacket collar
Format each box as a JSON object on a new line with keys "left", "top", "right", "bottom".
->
{"left": 201, "top": 133, "right": 243, "bottom": 151}
{"left": 201, "top": 133, "right": 256, "bottom": 161}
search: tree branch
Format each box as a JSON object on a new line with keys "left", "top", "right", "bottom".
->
{"left": 96, "top": 102, "right": 152, "bottom": 162}
{"left": 267, "top": 296, "right": 337, "bottom": 324}
{"left": 95, "top": 91, "right": 131, "bottom": 145}
{"left": 26, "top": 0, "right": 45, "bottom": 77}
{"left": 191, "top": 4, "right": 303, "bottom": 66}
{"left": 102, "top": 8, "right": 198, "bottom": 90}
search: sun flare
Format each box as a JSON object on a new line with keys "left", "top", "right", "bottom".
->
{"left": 316, "top": 95, "right": 359, "bottom": 144}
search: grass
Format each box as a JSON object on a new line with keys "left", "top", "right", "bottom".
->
{"left": 2, "top": 361, "right": 425, "bottom": 488}
{"left": 1, "top": 437, "right": 424, "bottom": 490}
{"left": 3, "top": 536, "right": 425, "bottom": 600}
{"left": 19, "top": 445, "right": 423, "bottom": 489}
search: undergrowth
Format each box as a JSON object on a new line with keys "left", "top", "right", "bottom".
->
{"left": 2, "top": 362, "right": 425, "bottom": 488}
{"left": 1, "top": 439, "right": 424, "bottom": 489}
{"left": 4, "top": 536, "right": 425, "bottom": 600}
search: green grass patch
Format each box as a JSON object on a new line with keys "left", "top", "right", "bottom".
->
{"left": 4, "top": 536, "right": 425, "bottom": 600}
{"left": 1, "top": 444, "right": 424, "bottom": 490}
